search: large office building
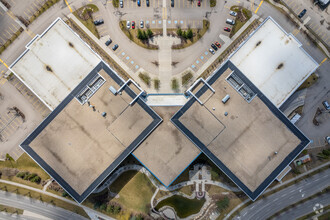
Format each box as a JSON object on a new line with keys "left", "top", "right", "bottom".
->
{"left": 11, "top": 17, "right": 317, "bottom": 203}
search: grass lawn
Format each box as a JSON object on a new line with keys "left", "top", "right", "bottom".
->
{"left": 73, "top": 4, "right": 100, "bottom": 38}
{"left": 298, "top": 73, "right": 319, "bottom": 90}
{"left": 119, "top": 21, "right": 160, "bottom": 50}
{"left": 171, "top": 20, "right": 210, "bottom": 49}
{"left": 0, "top": 204, "right": 23, "bottom": 215}
{"left": 0, "top": 153, "right": 49, "bottom": 183}
{"left": 155, "top": 195, "right": 205, "bottom": 218}
{"left": 177, "top": 185, "right": 193, "bottom": 196}
{"left": 111, "top": 170, "right": 156, "bottom": 213}
{"left": 229, "top": 6, "right": 252, "bottom": 38}
{"left": 0, "top": 182, "right": 89, "bottom": 218}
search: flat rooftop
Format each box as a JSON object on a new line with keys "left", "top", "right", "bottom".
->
{"left": 172, "top": 60, "right": 310, "bottom": 200}
{"left": 21, "top": 62, "right": 162, "bottom": 203}
{"left": 10, "top": 18, "right": 101, "bottom": 110}
{"left": 229, "top": 17, "right": 318, "bottom": 107}
{"left": 133, "top": 107, "right": 201, "bottom": 186}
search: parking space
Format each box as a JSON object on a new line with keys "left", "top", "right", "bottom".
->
{"left": 7, "top": 0, "right": 49, "bottom": 22}
{"left": 281, "top": 0, "right": 330, "bottom": 47}
{"left": 306, "top": 20, "right": 330, "bottom": 46}
{"left": 191, "top": 38, "right": 226, "bottom": 72}
{"left": 8, "top": 75, "right": 51, "bottom": 118}
{"left": 117, "top": 0, "right": 209, "bottom": 9}
{"left": 0, "top": 111, "right": 24, "bottom": 142}
{"left": 113, "top": 47, "right": 140, "bottom": 71}
{"left": 0, "top": 8, "right": 22, "bottom": 46}
{"left": 174, "top": 0, "right": 209, "bottom": 9}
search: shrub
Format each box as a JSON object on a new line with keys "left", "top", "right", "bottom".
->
{"left": 171, "top": 78, "right": 179, "bottom": 90}
{"left": 154, "top": 79, "right": 160, "bottom": 90}
{"left": 100, "top": 203, "right": 107, "bottom": 211}
{"left": 139, "top": 73, "right": 151, "bottom": 86}
{"left": 16, "top": 172, "right": 28, "bottom": 179}
{"left": 113, "top": 0, "right": 119, "bottom": 8}
{"left": 30, "top": 175, "right": 41, "bottom": 183}
{"left": 182, "top": 72, "right": 193, "bottom": 85}
{"left": 182, "top": 31, "right": 187, "bottom": 39}
{"left": 216, "top": 196, "right": 229, "bottom": 211}
{"left": 177, "top": 28, "right": 182, "bottom": 36}
{"left": 186, "top": 29, "right": 193, "bottom": 39}
{"left": 62, "top": 192, "right": 69, "bottom": 197}
{"left": 210, "top": 0, "right": 216, "bottom": 7}
{"left": 147, "top": 29, "right": 153, "bottom": 38}
{"left": 137, "top": 29, "right": 143, "bottom": 40}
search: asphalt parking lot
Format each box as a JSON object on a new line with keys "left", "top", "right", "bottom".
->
{"left": 0, "top": 8, "right": 22, "bottom": 46}
{"left": 281, "top": 0, "right": 329, "bottom": 47}
{"left": 0, "top": 75, "right": 46, "bottom": 160}
{"left": 118, "top": 0, "right": 209, "bottom": 9}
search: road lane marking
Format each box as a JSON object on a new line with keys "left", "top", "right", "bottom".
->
{"left": 254, "top": 0, "right": 263, "bottom": 14}
{"left": 64, "top": 0, "right": 73, "bottom": 12}
{"left": 319, "top": 58, "right": 327, "bottom": 66}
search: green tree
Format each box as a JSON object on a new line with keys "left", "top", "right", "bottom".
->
{"left": 100, "top": 203, "right": 107, "bottom": 211}
{"left": 142, "top": 30, "right": 147, "bottom": 40}
{"left": 137, "top": 29, "right": 143, "bottom": 40}
{"left": 176, "top": 28, "right": 182, "bottom": 36}
{"left": 216, "top": 196, "right": 229, "bottom": 211}
{"left": 187, "top": 29, "right": 193, "bottom": 39}
{"left": 147, "top": 29, "right": 153, "bottom": 38}
{"left": 113, "top": 205, "right": 121, "bottom": 214}
{"left": 182, "top": 31, "right": 187, "bottom": 39}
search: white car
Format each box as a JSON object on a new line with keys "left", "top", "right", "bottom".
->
{"left": 140, "top": 20, "right": 144, "bottom": 28}
{"left": 126, "top": 20, "right": 130, "bottom": 29}
{"left": 209, "top": 48, "right": 215, "bottom": 55}
{"left": 230, "top": 11, "right": 237, "bottom": 16}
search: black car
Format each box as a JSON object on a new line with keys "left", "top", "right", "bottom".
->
{"left": 112, "top": 44, "right": 119, "bottom": 51}
{"left": 94, "top": 19, "right": 104, "bottom": 26}
{"left": 146, "top": 0, "right": 149, "bottom": 7}
{"left": 171, "top": 0, "right": 174, "bottom": 7}
{"left": 211, "top": 44, "right": 218, "bottom": 51}
{"left": 105, "top": 39, "right": 112, "bottom": 46}
{"left": 298, "top": 9, "right": 306, "bottom": 18}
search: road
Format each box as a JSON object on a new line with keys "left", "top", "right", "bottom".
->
{"left": 0, "top": 190, "right": 86, "bottom": 220}
{"left": 276, "top": 192, "right": 330, "bottom": 220}
{"left": 233, "top": 168, "right": 330, "bottom": 220}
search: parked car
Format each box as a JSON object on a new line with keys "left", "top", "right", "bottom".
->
{"left": 326, "top": 136, "right": 330, "bottom": 144}
{"left": 198, "top": 0, "right": 201, "bottom": 6}
{"left": 211, "top": 44, "right": 218, "bottom": 51}
{"left": 132, "top": 21, "right": 135, "bottom": 29}
{"left": 120, "top": 0, "right": 123, "bottom": 8}
{"left": 105, "top": 39, "right": 112, "bottom": 46}
{"left": 298, "top": 9, "right": 307, "bottom": 18}
{"left": 224, "top": 27, "right": 231, "bottom": 32}
{"left": 215, "top": 41, "right": 221, "bottom": 48}
{"left": 94, "top": 19, "right": 104, "bottom": 26}
{"left": 229, "top": 11, "right": 237, "bottom": 16}
{"left": 126, "top": 20, "right": 130, "bottom": 29}
{"left": 226, "top": 19, "right": 235, "bottom": 25}
{"left": 112, "top": 44, "right": 119, "bottom": 51}
{"left": 209, "top": 48, "right": 215, "bottom": 54}
{"left": 171, "top": 0, "right": 174, "bottom": 7}
{"left": 322, "top": 100, "right": 330, "bottom": 110}
{"left": 146, "top": 0, "right": 150, "bottom": 7}
{"left": 137, "top": 0, "right": 141, "bottom": 6}
{"left": 140, "top": 20, "right": 144, "bottom": 28}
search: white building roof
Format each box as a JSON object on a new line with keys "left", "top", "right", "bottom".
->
{"left": 10, "top": 18, "right": 101, "bottom": 110}
{"left": 229, "top": 17, "right": 318, "bottom": 107}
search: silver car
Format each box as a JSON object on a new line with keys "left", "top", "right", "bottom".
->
{"left": 126, "top": 20, "right": 130, "bottom": 29}
{"left": 209, "top": 48, "right": 215, "bottom": 55}
{"left": 229, "top": 11, "right": 237, "bottom": 16}
{"left": 140, "top": 20, "right": 144, "bottom": 28}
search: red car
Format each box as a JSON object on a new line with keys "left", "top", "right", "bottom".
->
{"left": 197, "top": 0, "right": 201, "bottom": 6}
{"left": 215, "top": 41, "right": 221, "bottom": 48}
{"left": 132, "top": 21, "right": 135, "bottom": 29}
{"left": 224, "top": 27, "right": 231, "bottom": 32}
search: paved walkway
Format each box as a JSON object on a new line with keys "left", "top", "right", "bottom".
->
{"left": 145, "top": 93, "right": 188, "bottom": 106}
{"left": 0, "top": 179, "right": 115, "bottom": 220}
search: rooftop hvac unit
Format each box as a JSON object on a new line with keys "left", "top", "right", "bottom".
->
{"left": 222, "top": 94, "right": 230, "bottom": 104}
{"left": 109, "top": 86, "right": 117, "bottom": 95}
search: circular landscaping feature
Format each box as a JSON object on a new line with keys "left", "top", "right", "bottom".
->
{"left": 155, "top": 195, "right": 205, "bottom": 218}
